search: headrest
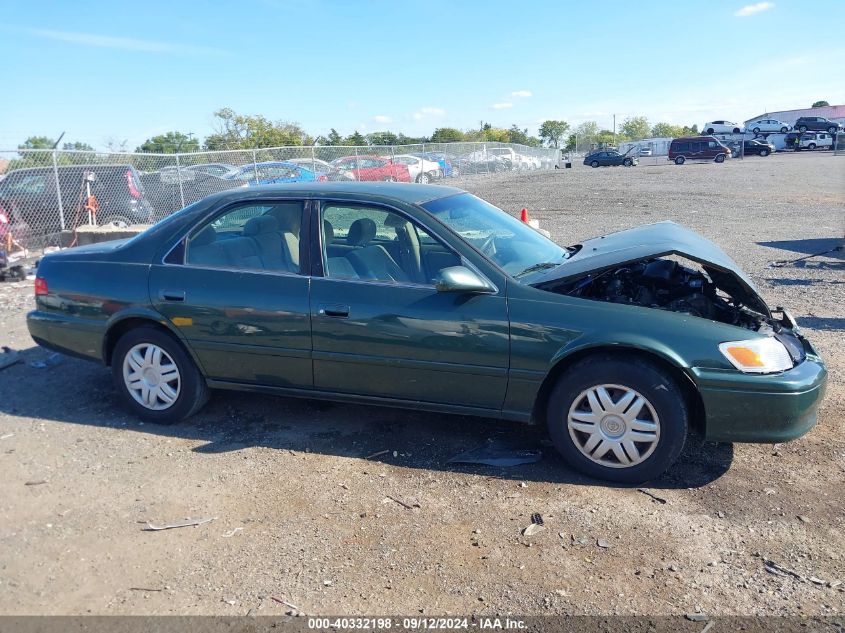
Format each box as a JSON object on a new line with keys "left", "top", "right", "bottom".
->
{"left": 384, "top": 213, "right": 409, "bottom": 228}
{"left": 268, "top": 203, "right": 302, "bottom": 232}
{"left": 347, "top": 218, "right": 377, "bottom": 246}
{"left": 323, "top": 220, "right": 335, "bottom": 244}
{"left": 192, "top": 225, "right": 217, "bottom": 247}
{"left": 243, "top": 215, "right": 279, "bottom": 236}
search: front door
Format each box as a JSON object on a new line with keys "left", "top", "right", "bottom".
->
{"left": 309, "top": 201, "right": 510, "bottom": 411}
{"left": 149, "top": 199, "right": 313, "bottom": 389}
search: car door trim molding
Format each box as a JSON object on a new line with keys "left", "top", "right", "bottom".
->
{"left": 311, "top": 349, "right": 508, "bottom": 377}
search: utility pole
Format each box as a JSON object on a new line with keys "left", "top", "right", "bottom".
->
{"left": 613, "top": 115, "right": 616, "bottom": 142}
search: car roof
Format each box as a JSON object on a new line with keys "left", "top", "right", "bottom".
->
{"left": 204, "top": 181, "right": 465, "bottom": 205}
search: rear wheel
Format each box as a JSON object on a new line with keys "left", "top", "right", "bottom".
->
{"left": 675, "top": 156, "right": 685, "bottom": 165}
{"left": 706, "top": 128, "right": 715, "bottom": 134}
{"left": 383, "top": 176, "right": 396, "bottom": 182}
{"left": 828, "top": 126, "right": 837, "bottom": 134}
{"left": 752, "top": 127, "right": 761, "bottom": 134}
{"left": 798, "top": 125, "right": 807, "bottom": 132}
{"left": 808, "top": 143, "right": 816, "bottom": 150}
{"left": 101, "top": 214, "right": 131, "bottom": 228}
{"left": 415, "top": 172, "right": 431, "bottom": 184}
{"left": 546, "top": 354, "right": 688, "bottom": 483}
{"left": 715, "top": 154, "right": 726, "bottom": 163}
{"left": 590, "top": 160, "right": 599, "bottom": 168}
{"left": 780, "top": 127, "right": 788, "bottom": 133}
{"left": 112, "top": 326, "right": 208, "bottom": 424}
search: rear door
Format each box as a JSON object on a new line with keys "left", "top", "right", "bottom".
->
{"left": 149, "top": 199, "right": 313, "bottom": 389}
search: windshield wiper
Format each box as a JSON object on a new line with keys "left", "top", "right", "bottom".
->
{"left": 514, "top": 261, "right": 561, "bottom": 278}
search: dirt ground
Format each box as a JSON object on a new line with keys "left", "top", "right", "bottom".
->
{"left": 0, "top": 151, "right": 843, "bottom": 617}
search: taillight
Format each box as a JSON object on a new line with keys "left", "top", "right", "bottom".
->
{"left": 34, "top": 277, "right": 48, "bottom": 296}
{"left": 125, "top": 170, "right": 142, "bottom": 199}
{"left": 318, "top": 174, "right": 328, "bottom": 182}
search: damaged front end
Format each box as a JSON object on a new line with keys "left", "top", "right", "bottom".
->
{"left": 529, "top": 221, "right": 809, "bottom": 367}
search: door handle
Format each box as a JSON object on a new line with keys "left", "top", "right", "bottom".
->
{"left": 318, "top": 304, "right": 350, "bottom": 318}
{"left": 159, "top": 290, "right": 186, "bottom": 302}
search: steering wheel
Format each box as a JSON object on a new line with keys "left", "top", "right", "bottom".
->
{"left": 479, "top": 234, "right": 497, "bottom": 257}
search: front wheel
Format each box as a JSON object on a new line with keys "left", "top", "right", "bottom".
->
{"left": 547, "top": 355, "right": 688, "bottom": 483}
{"left": 112, "top": 326, "right": 208, "bottom": 424}
{"left": 798, "top": 125, "right": 807, "bottom": 132}
{"left": 828, "top": 127, "right": 837, "bottom": 134}
{"left": 622, "top": 158, "right": 633, "bottom": 167}
{"left": 760, "top": 149, "right": 769, "bottom": 157}
{"left": 674, "top": 156, "right": 685, "bottom": 165}
{"left": 706, "top": 128, "right": 715, "bottom": 134}
{"left": 808, "top": 143, "right": 816, "bottom": 150}
{"left": 715, "top": 154, "right": 726, "bottom": 163}
{"left": 415, "top": 172, "right": 431, "bottom": 184}
{"left": 780, "top": 127, "right": 788, "bottom": 133}
{"left": 383, "top": 176, "right": 396, "bottom": 182}
{"left": 590, "top": 160, "right": 599, "bottom": 168}
{"left": 752, "top": 127, "right": 761, "bottom": 134}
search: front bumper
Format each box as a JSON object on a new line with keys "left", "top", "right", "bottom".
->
{"left": 692, "top": 353, "right": 827, "bottom": 443}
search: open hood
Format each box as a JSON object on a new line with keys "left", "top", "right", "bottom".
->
{"left": 532, "top": 221, "right": 771, "bottom": 317}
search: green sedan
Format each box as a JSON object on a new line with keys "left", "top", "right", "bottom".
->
{"left": 27, "top": 183, "right": 827, "bottom": 483}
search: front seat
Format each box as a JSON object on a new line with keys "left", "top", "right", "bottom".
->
{"left": 265, "top": 203, "right": 302, "bottom": 271}
{"left": 385, "top": 213, "right": 424, "bottom": 283}
{"left": 345, "top": 218, "right": 409, "bottom": 283}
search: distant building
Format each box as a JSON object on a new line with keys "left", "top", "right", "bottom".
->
{"left": 744, "top": 104, "right": 845, "bottom": 127}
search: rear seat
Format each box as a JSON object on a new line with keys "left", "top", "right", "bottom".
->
{"left": 243, "top": 215, "right": 292, "bottom": 271}
{"left": 188, "top": 222, "right": 282, "bottom": 271}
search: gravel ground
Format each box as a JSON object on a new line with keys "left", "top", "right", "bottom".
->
{"left": 0, "top": 151, "right": 843, "bottom": 617}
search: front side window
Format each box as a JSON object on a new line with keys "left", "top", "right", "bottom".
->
{"left": 184, "top": 201, "right": 303, "bottom": 273}
{"left": 7, "top": 174, "right": 47, "bottom": 194}
{"left": 422, "top": 193, "right": 567, "bottom": 279}
{"left": 321, "top": 204, "right": 459, "bottom": 285}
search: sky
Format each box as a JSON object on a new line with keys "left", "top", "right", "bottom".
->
{"left": 1, "top": 0, "right": 844, "bottom": 151}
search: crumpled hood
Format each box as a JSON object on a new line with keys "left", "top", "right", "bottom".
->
{"left": 533, "top": 221, "right": 771, "bottom": 317}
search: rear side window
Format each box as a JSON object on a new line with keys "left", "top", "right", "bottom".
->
{"left": 674, "top": 142, "right": 690, "bottom": 152}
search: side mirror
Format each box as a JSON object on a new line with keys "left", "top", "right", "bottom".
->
{"left": 435, "top": 266, "right": 494, "bottom": 294}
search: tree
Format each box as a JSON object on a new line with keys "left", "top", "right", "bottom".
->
{"left": 572, "top": 121, "right": 599, "bottom": 149}
{"left": 366, "top": 131, "right": 399, "bottom": 146}
{"left": 538, "top": 120, "right": 570, "bottom": 147}
{"left": 620, "top": 116, "right": 650, "bottom": 140}
{"left": 650, "top": 122, "right": 686, "bottom": 138}
{"left": 506, "top": 125, "right": 539, "bottom": 146}
{"left": 316, "top": 128, "right": 344, "bottom": 146}
{"left": 19, "top": 136, "right": 56, "bottom": 150}
{"left": 344, "top": 131, "right": 366, "bottom": 146}
{"left": 203, "top": 108, "right": 312, "bottom": 150}
{"left": 812, "top": 100, "right": 829, "bottom": 108}
{"left": 62, "top": 141, "right": 95, "bottom": 151}
{"left": 430, "top": 127, "right": 465, "bottom": 143}
{"left": 137, "top": 131, "right": 199, "bottom": 153}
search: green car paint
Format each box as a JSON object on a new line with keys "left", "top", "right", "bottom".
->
{"left": 27, "top": 182, "right": 826, "bottom": 444}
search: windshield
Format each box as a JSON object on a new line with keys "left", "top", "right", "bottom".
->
{"left": 421, "top": 193, "right": 568, "bottom": 278}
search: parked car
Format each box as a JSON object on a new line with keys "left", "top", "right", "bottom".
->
{"left": 27, "top": 183, "right": 826, "bottom": 483}
{"left": 0, "top": 165, "right": 153, "bottom": 235}
{"left": 639, "top": 147, "right": 653, "bottom": 156}
{"left": 583, "top": 149, "right": 637, "bottom": 167}
{"left": 668, "top": 136, "right": 732, "bottom": 164}
{"left": 392, "top": 154, "right": 442, "bottom": 183}
{"left": 185, "top": 163, "right": 238, "bottom": 178}
{"left": 331, "top": 156, "right": 411, "bottom": 182}
{"left": 453, "top": 154, "right": 511, "bottom": 174}
{"left": 227, "top": 161, "right": 327, "bottom": 185}
{"left": 703, "top": 121, "right": 743, "bottom": 134}
{"left": 412, "top": 152, "right": 454, "bottom": 178}
{"left": 140, "top": 171, "right": 243, "bottom": 218}
{"left": 746, "top": 118, "right": 790, "bottom": 134}
{"left": 742, "top": 139, "right": 774, "bottom": 156}
{"left": 286, "top": 158, "right": 355, "bottom": 181}
{"left": 488, "top": 147, "right": 541, "bottom": 170}
{"left": 794, "top": 117, "right": 842, "bottom": 134}
{"left": 797, "top": 132, "right": 833, "bottom": 151}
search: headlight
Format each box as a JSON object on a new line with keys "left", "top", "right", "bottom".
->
{"left": 718, "top": 338, "right": 793, "bottom": 373}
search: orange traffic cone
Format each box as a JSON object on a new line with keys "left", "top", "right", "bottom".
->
{"left": 520, "top": 208, "right": 530, "bottom": 223}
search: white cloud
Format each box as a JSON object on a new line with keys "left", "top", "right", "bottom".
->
{"left": 24, "top": 28, "right": 226, "bottom": 55}
{"left": 511, "top": 90, "right": 532, "bottom": 98}
{"left": 372, "top": 115, "right": 392, "bottom": 124}
{"left": 492, "top": 102, "right": 513, "bottom": 110}
{"left": 412, "top": 107, "right": 446, "bottom": 120}
{"left": 734, "top": 2, "right": 774, "bottom": 17}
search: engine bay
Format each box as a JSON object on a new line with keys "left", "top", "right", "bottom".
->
{"left": 543, "top": 258, "right": 765, "bottom": 330}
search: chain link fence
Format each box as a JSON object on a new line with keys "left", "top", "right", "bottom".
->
{"left": 0, "top": 142, "right": 559, "bottom": 255}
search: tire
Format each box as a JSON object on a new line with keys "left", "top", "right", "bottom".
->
{"left": 101, "top": 214, "right": 132, "bottom": 228}
{"left": 808, "top": 143, "right": 816, "bottom": 150}
{"left": 732, "top": 128, "right": 741, "bottom": 134}
{"left": 623, "top": 158, "right": 633, "bottom": 167}
{"left": 760, "top": 149, "right": 769, "bottom": 157}
{"left": 780, "top": 127, "right": 788, "bottom": 133}
{"left": 798, "top": 125, "right": 807, "bottom": 133}
{"left": 111, "top": 325, "right": 208, "bottom": 424}
{"left": 590, "top": 160, "right": 599, "bottom": 168}
{"left": 675, "top": 156, "right": 685, "bottom": 165}
{"left": 415, "top": 172, "right": 431, "bottom": 184}
{"left": 706, "top": 128, "right": 715, "bottom": 134}
{"left": 715, "top": 154, "right": 726, "bottom": 163}
{"left": 828, "top": 127, "right": 837, "bottom": 135}
{"left": 752, "top": 127, "right": 761, "bottom": 134}
{"left": 383, "top": 176, "right": 396, "bottom": 182}
{"left": 546, "top": 354, "right": 689, "bottom": 483}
